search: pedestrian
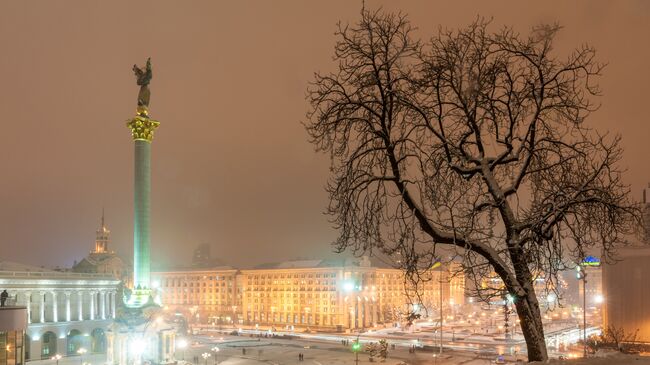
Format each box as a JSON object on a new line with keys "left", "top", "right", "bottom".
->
{"left": 0, "top": 290, "right": 8, "bottom": 307}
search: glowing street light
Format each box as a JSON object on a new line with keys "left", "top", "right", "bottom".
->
{"left": 52, "top": 354, "right": 63, "bottom": 365}
{"left": 201, "top": 352, "right": 211, "bottom": 365}
{"left": 77, "top": 348, "right": 87, "bottom": 365}
{"left": 343, "top": 281, "right": 355, "bottom": 292}
{"left": 177, "top": 339, "right": 188, "bottom": 360}
{"left": 594, "top": 294, "right": 604, "bottom": 304}
{"left": 211, "top": 346, "right": 220, "bottom": 364}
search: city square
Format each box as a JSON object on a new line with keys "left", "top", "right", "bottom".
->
{"left": 1, "top": 1, "right": 650, "bottom": 365}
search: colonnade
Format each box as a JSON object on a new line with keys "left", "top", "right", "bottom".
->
{"left": 10, "top": 289, "right": 118, "bottom": 324}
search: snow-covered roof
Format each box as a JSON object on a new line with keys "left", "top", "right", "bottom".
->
{"left": 0, "top": 260, "right": 53, "bottom": 273}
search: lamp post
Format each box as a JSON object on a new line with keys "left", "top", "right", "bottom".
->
{"left": 211, "top": 346, "right": 220, "bottom": 365}
{"left": 576, "top": 265, "right": 588, "bottom": 358}
{"left": 439, "top": 276, "right": 443, "bottom": 356}
{"left": 77, "top": 348, "right": 87, "bottom": 365}
{"left": 201, "top": 352, "right": 211, "bottom": 365}
{"left": 351, "top": 332, "right": 362, "bottom": 365}
{"left": 52, "top": 354, "right": 62, "bottom": 365}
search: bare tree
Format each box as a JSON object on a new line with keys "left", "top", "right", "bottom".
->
{"left": 603, "top": 325, "right": 639, "bottom": 352}
{"left": 305, "top": 8, "right": 640, "bottom": 362}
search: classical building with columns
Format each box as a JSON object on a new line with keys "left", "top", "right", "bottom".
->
{"left": 154, "top": 257, "right": 465, "bottom": 331}
{"left": 0, "top": 261, "right": 120, "bottom": 361}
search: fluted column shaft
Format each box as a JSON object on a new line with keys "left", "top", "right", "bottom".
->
{"left": 65, "top": 293, "right": 71, "bottom": 322}
{"left": 39, "top": 292, "right": 45, "bottom": 323}
{"left": 52, "top": 292, "right": 58, "bottom": 322}
{"left": 90, "top": 292, "right": 95, "bottom": 320}
{"left": 100, "top": 291, "right": 106, "bottom": 319}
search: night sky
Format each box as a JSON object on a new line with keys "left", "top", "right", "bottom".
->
{"left": 1, "top": 1, "right": 648, "bottom": 269}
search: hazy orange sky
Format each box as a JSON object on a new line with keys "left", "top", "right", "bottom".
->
{"left": 0, "top": 1, "right": 648, "bottom": 268}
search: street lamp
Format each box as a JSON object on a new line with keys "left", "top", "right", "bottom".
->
{"left": 351, "top": 339, "right": 361, "bottom": 365}
{"left": 201, "top": 352, "right": 211, "bottom": 365}
{"left": 52, "top": 354, "right": 62, "bottom": 365}
{"left": 211, "top": 346, "right": 220, "bottom": 364}
{"left": 576, "top": 265, "right": 588, "bottom": 358}
{"left": 77, "top": 348, "right": 87, "bottom": 365}
{"left": 177, "top": 339, "right": 188, "bottom": 360}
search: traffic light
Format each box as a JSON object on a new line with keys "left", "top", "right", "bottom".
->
{"left": 352, "top": 341, "right": 361, "bottom": 352}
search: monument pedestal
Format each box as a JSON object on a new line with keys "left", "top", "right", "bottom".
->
{"left": 107, "top": 306, "right": 176, "bottom": 365}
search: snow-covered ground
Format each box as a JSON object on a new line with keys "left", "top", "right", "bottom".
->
{"left": 533, "top": 351, "right": 650, "bottom": 365}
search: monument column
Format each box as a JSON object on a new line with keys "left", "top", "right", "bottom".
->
{"left": 126, "top": 58, "right": 159, "bottom": 308}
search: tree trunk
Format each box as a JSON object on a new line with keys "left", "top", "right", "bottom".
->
{"left": 513, "top": 283, "right": 549, "bottom": 362}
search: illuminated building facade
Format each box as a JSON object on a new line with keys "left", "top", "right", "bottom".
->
{"left": 602, "top": 186, "right": 650, "bottom": 342}
{"left": 0, "top": 261, "right": 119, "bottom": 360}
{"left": 603, "top": 245, "right": 650, "bottom": 342}
{"left": 154, "top": 258, "right": 465, "bottom": 330}
{"left": 152, "top": 268, "right": 240, "bottom": 324}
{"left": 473, "top": 270, "right": 568, "bottom": 308}
{"left": 0, "top": 306, "right": 27, "bottom": 365}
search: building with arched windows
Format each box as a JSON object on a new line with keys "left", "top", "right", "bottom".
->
{"left": 0, "top": 261, "right": 119, "bottom": 360}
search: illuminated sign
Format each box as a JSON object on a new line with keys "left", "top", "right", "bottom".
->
{"left": 580, "top": 256, "right": 601, "bottom": 267}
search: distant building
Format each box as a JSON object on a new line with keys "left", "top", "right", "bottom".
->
{"left": 602, "top": 184, "right": 650, "bottom": 342}
{"left": 190, "top": 243, "right": 222, "bottom": 268}
{"left": 472, "top": 270, "right": 568, "bottom": 308}
{"left": 153, "top": 257, "right": 465, "bottom": 331}
{"left": 578, "top": 260, "right": 603, "bottom": 309}
{"left": 0, "top": 261, "right": 120, "bottom": 360}
{"left": 152, "top": 267, "right": 240, "bottom": 325}
{"left": 73, "top": 213, "right": 131, "bottom": 287}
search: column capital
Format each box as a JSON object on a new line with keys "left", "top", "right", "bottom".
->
{"left": 127, "top": 115, "right": 160, "bottom": 142}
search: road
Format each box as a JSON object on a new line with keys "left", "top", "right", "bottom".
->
{"left": 183, "top": 333, "right": 516, "bottom": 365}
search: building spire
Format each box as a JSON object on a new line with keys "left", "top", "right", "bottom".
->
{"left": 94, "top": 209, "right": 110, "bottom": 254}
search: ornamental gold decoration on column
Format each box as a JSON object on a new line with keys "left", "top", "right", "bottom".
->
{"left": 127, "top": 112, "right": 160, "bottom": 142}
